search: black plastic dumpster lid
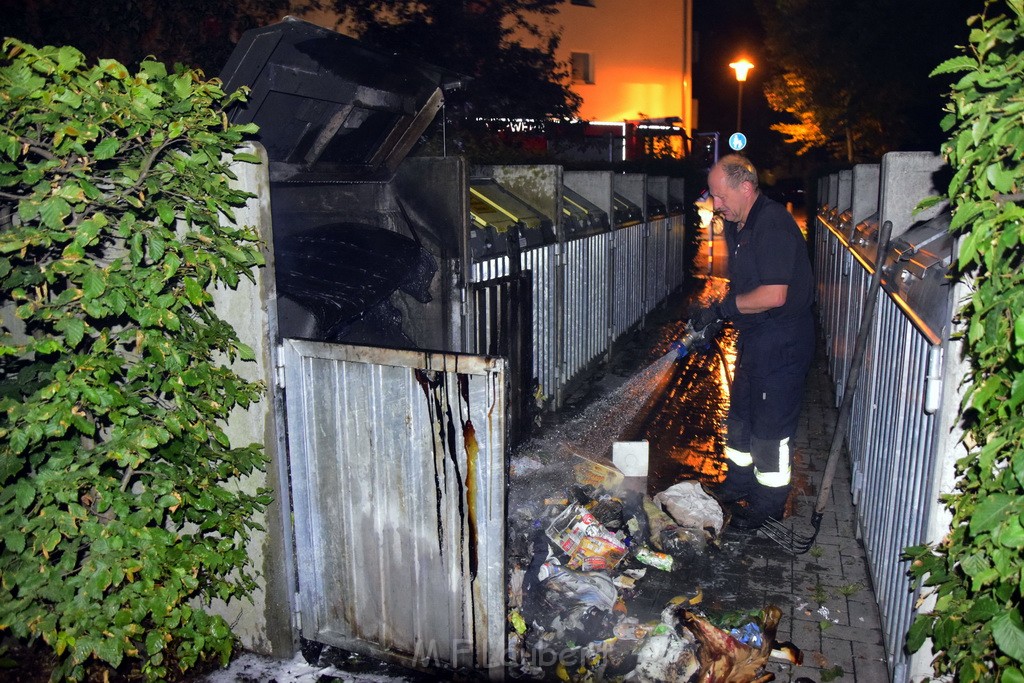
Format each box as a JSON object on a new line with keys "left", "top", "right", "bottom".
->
{"left": 613, "top": 193, "right": 643, "bottom": 228}
{"left": 667, "top": 194, "right": 685, "bottom": 215}
{"left": 220, "top": 17, "right": 464, "bottom": 182}
{"left": 468, "top": 178, "right": 554, "bottom": 258}
{"left": 470, "top": 179, "right": 552, "bottom": 235}
{"left": 562, "top": 186, "right": 609, "bottom": 238}
{"left": 646, "top": 194, "right": 667, "bottom": 220}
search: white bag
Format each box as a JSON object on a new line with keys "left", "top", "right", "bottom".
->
{"left": 653, "top": 481, "right": 725, "bottom": 537}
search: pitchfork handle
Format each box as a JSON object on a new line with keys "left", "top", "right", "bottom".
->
{"left": 814, "top": 220, "right": 892, "bottom": 516}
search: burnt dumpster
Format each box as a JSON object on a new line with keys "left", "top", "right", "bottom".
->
{"left": 812, "top": 152, "right": 962, "bottom": 683}
{"left": 220, "top": 17, "right": 465, "bottom": 350}
{"left": 221, "top": 18, "right": 509, "bottom": 675}
{"left": 218, "top": 17, "right": 691, "bottom": 677}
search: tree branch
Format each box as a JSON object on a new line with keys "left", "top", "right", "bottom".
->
{"left": 126, "top": 137, "right": 188, "bottom": 194}
{"left": 18, "top": 135, "right": 58, "bottom": 161}
{"left": 994, "top": 192, "right": 1024, "bottom": 205}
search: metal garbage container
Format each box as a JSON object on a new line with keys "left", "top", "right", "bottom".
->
{"left": 220, "top": 16, "right": 465, "bottom": 350}
{"left": 220, "top": 19, "right": 510, "bottom": 676}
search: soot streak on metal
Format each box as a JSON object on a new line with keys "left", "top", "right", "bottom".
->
{"left": 437, "top": 364, "right": 468, "bottom": 578}
{"left": 414, "top": 367, "right": 446, "bottom": 555}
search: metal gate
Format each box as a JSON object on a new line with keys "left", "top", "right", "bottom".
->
{"left": 469, "top": 273, "right": 533, "bottom": 446}
{"left": 282, "top": 339, "right": 507, "bottom": 676}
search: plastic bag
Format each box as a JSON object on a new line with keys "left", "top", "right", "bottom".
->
{"left": 654, "top": 481, "right": 725, "bottom": 538}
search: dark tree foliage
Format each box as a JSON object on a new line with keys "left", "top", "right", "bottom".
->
{"left": 326, "top": 0, "right": 581, "bottom": 155}
{"left": 1, "top": 0, "right": 294, "bottom": 73}
{"left": 754, "top": 0, "right": 982, "bottom": 162}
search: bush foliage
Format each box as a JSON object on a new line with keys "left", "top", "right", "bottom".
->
{"left": 0, "top": 39, "right": 268, "bottom": 680}
{"left": 906, "top": 1, "right": 1024, "bottom": 680}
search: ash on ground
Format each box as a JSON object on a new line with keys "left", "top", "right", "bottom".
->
{"left": 504, "top": 322, "right": 799, "bottom": 682}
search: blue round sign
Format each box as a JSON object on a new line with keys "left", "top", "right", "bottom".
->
{"left": 729, "top": 132, "right": 747, "bottom": 150}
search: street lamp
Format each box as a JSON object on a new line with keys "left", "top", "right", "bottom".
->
{"left": 729, "top": 58, "right": 754, "bottom": 134}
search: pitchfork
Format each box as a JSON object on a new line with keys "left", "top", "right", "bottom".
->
{"left": 760, "top": 221, "right": 893, "bottom": 555}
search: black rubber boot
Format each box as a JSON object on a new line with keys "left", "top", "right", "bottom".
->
{"left": 760, "top": 483, "right": 791, "bottom": 520}
{"left": 715, "top": 462, "right": 756, "bottom": 505}
{"left": 730, "top": 483, "right": 791, "bottom": 530}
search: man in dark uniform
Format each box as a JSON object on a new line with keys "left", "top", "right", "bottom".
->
{"left": 692, "top": 154, "right": 815, "bottom": 529}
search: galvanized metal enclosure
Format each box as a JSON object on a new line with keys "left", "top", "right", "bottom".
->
{"left": 814, "top": 152, "right": 961, "bottom": 683}
{"left": 283, "top": 339, "right": 508, "bottom": 674}
{"left": 468, "top": 168, "right": 687, "bottom": 410}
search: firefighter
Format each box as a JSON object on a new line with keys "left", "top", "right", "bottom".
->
{"left": 692, "top": 154, "right": 815, "bottom": 529}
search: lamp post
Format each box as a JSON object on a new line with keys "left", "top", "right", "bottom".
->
{"left": 729, "top": 58, "right": 754, "bottom": 134}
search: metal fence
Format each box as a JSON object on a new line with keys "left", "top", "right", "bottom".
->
{"left": 470, "top": 213, "right": 685, "bottom": 411}
{"left": 469, "top": 273, "right": 533, "bottom": 447}
{"left": 611, "top": 223, "right": 648, "bottom": 339}
{"left": 562, "top": 232, "right": 613, "bottom": 386}
{"left": 645, "top": 217, "right": 669, "bottom": 313}
{"left": 813, "top": 152, "right": 960, "bottom": 683}
{"left": 666, "top": 212, "right": 688, "bottom": 292}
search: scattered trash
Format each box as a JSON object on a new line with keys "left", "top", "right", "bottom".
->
{"left": 676, "top": 604, "right": 803, "bottom": 681}
{"left": 635, "top": 546, "right": 674, "bottom": 572}
{"left": 612, "top": 574, "right": 637, "bottom": 590}
{"left": 643, "top": 495, "right": 706, "bottom": 558}
{"left": 612, "top": 617, "right": 651, "bottom": 640}
{"left": 509, "top": 609, "right": 527, "bottom": 635}
{"left": 568, "top": 449, "right": 625, "bottom": 489}
{"left": 669, "top": 588, "right": 704, "bottom": 607}
{"left": 612, "top": 440, "right": 650, "bottom": 477}
{"left": 729, "top": 622, "right": 764, "bottom": 648}
{"left": 632, "top": 628, "right": 700, "bottom": 683}
{"left": 535, "top": 564, "right": 618, "bottom": 644}
{"left": 506, "top": 440, "right": 800, "bottom": 682}
{"left": 546, "top": 503, "right": 628, "bottom": 571}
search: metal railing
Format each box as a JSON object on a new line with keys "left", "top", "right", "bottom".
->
{"left": 813, "top": 153, "right": 959, "bottom": 682}
{"left": 470, "top": 213, "right": 684, "bottom": 414}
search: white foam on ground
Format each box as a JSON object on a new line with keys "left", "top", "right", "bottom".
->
{"left": 200, "top": 652, "right": 410, "bottom": 682}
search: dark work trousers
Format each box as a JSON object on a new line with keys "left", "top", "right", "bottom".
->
{"left": 720, "top": 313, "right": 815, "bottom": 519}
{"left": 729, "top": 313, "right": 815, "bottom": 457}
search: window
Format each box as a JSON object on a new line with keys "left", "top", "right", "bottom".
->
{"left": 571, "top": 52, "right": 594, "bottom": 84}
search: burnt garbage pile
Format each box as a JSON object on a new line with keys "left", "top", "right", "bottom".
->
{"left": 504, "top": 456, "right": 801, "bottom": 682}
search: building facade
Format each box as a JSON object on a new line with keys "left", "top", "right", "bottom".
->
{"left": 554, "top": 0, "right": 694, "bottom": 135}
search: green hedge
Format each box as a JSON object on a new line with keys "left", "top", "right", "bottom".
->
{"left": 0, "top": 39, "right": 268, "bottom": 680}
{"left": 906, "top": 2, "right": 1024, "bottom": 681}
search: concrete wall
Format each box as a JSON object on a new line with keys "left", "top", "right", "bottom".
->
{"left": 208, "top": 143, "right": 295, "bottom": 657}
